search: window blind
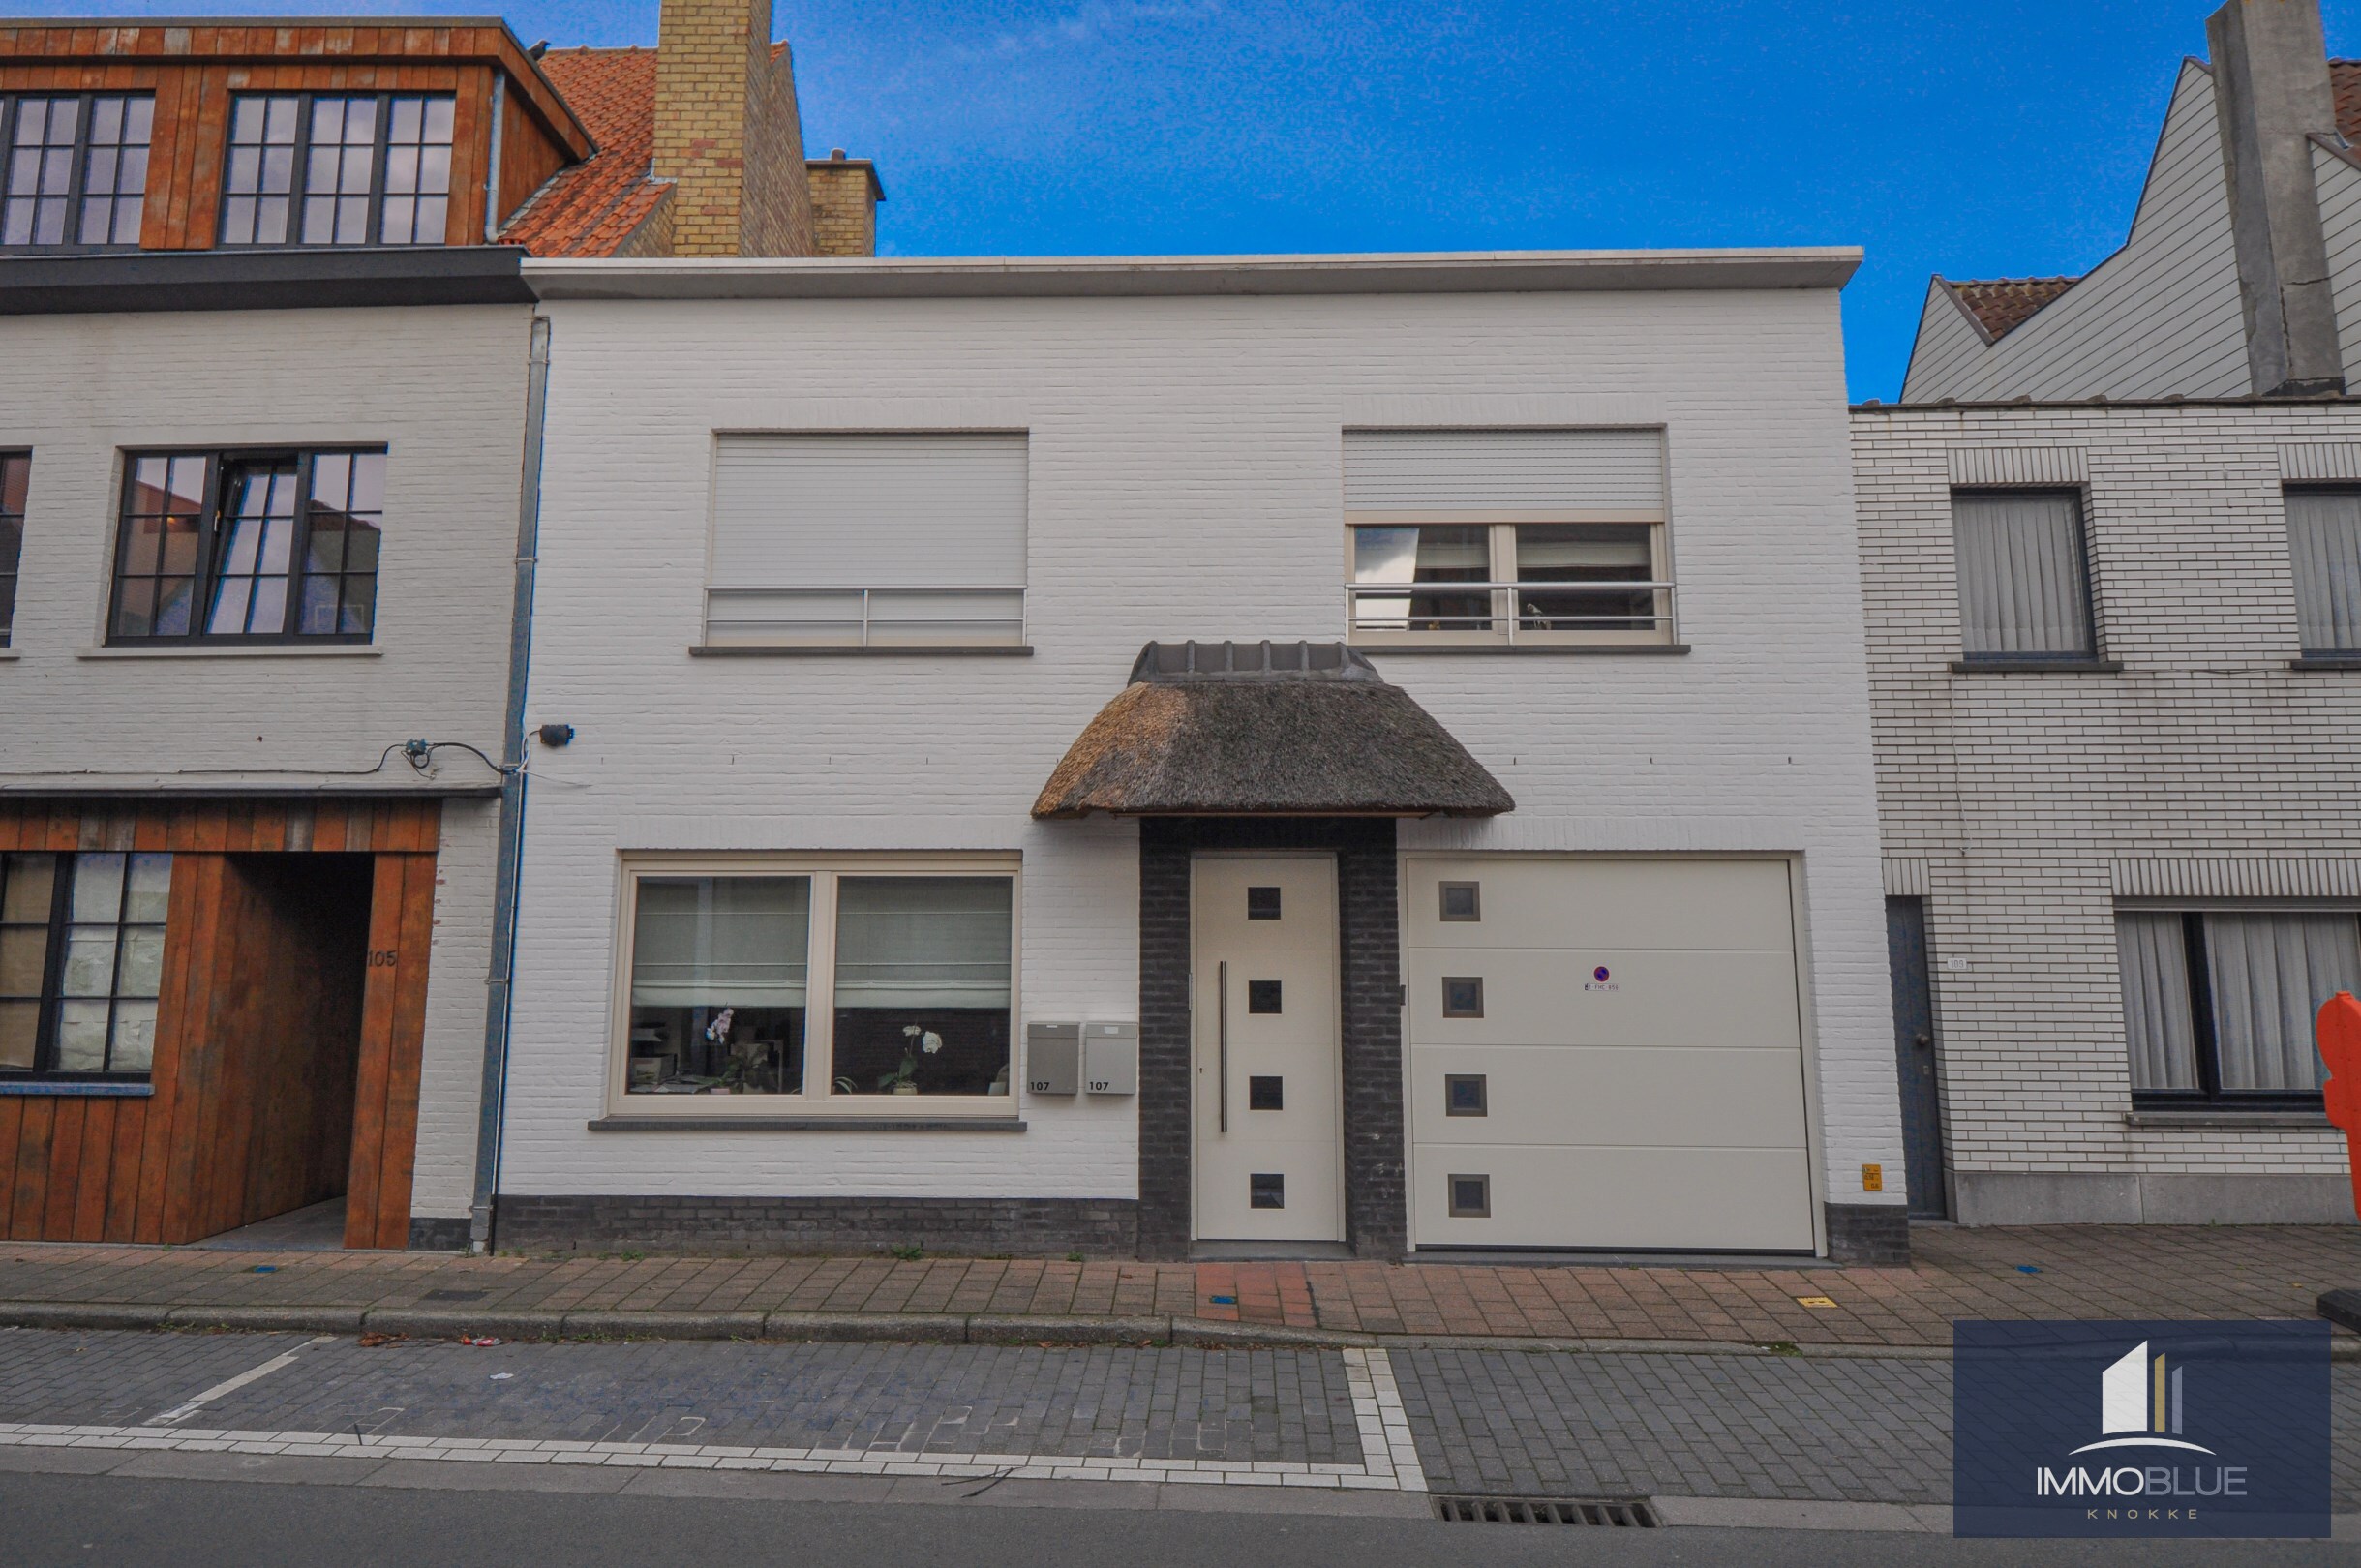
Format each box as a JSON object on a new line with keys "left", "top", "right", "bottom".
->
{"left": 1343, "top": 429, "right": 1665, "bottom": 513}
{"left": 630, "top": 877, "right": 810, "bottom": 1009}
{"left": 2115, "top": 913, "right": 2198, "bottom": 1092}
{"left": 2285, "top": 490, "right": 2361, "bottom": 653}
{"left": 1952, "top": 492, "right": 2092, "bottom": 656}
{"left": 2202, "top": 912, "right": 2356, "bottom": 1091}
{"left": 710, "top": 434, "right": 1027, "bottom": 589}
{"left": 832, "top": 877, "right": 1012, "bottom": 1010}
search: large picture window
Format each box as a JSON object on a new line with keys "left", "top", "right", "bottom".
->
{"left": 1343, "top": 429, "right": 1674, "bottom": 647}
{"left": 617, "top": 858, "right": 1016, "bottom": 1113}
{"left": 108, "top": 449, "right": 386, "bottom": 645}
{"left": 219, "top": 93, "right": 454, "bottom": 248}
{"left": 2116, "top": 909, "right": 2357, "bottom": 1106}
{"left": 0, "top": 93, "right": 151, "bottom": 249}
{"left": 1, "top": 851, "right": 170, "bottom": 1080}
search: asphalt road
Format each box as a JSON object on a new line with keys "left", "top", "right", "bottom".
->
{"left": 4, "top": 1471, "right": 2358, "bottom": 1568}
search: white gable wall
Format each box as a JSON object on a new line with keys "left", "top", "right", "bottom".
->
{"left": 1901, "top": 61, "right": 2252, "bottom": 402}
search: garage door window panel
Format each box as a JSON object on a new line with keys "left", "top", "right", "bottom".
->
{"left": 1345, "top": 429, "right": 1673, "bottom": 648}
{"left": 706, "top": 434, "right": 1027, "bottom": 649}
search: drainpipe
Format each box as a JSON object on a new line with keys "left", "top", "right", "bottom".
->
{"left": 469, "top": 312, "right": 552, "bottom": 1255}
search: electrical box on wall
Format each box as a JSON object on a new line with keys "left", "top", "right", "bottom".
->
{"left": 1083, "top": 1021, "right": 1138, "bottom": 1095}
{"left": 1025, "top": 1021, "right": 1080, "bottom": 1096}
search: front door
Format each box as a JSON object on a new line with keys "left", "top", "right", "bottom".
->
{"left": 1886, "top": 896, "right": 1949, "bottom": 1219}
{"left": 1191, "top": 855, "right": 1344, "bottom": 1242}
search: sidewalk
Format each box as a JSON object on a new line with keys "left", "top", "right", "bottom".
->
{"left": 2, "top": 1223, "right": 2353, "bottom": 1351}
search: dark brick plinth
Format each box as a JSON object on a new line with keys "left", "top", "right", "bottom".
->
{"left": 492, "top": 1195, "right": 1139, "bottom": 1257}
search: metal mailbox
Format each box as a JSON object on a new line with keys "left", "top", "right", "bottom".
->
{"left": 1025, "top": 1020, "right": 1080, "bottom": 1096}
{"left": 1083, "top": 1021, "right": 1139, "bottom": 1096}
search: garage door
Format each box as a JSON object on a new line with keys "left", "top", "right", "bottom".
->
{"left": 1405, "top": 857, "right": 1816, "bottom": 1252}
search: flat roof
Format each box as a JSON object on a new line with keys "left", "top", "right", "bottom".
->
{"left": 523, "top": 248, "right": 1863, "bottom": 302}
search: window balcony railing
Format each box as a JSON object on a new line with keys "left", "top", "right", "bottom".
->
{"left": 704, "top": 586, "right": 1027, "bottom": 649}
{"left": 1346, "top": 580, "right": 1676, "bottom": 642}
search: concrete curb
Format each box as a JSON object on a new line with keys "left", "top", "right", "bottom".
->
{"left": 3, "top": 1300, "right": 2351, "bottom": 1358}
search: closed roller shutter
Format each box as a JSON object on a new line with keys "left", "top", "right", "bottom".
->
{"left": 1405, "top": 857, "right": 1816, "bottom": 1252}
{"left": 1344, "top": 429, "right": 1664, "bottom": 514}
{"left": 710, "top": 433, "right": 1027, "bottom": 588}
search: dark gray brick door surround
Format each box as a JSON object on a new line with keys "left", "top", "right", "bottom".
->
{"left": 1136, "top": 817, "right": 1407, "bottom": 1261}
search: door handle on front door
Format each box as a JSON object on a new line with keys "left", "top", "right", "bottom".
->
{"left": 1218, "top": 959, "right": 1229, "bottom": 1134}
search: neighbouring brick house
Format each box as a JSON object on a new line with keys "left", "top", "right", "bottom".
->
{"left": 0, "top": 0, "right": 875, "bottom": 1252}
{"left": 1862, "top": 0, "right": 2361, "bottom": 1223}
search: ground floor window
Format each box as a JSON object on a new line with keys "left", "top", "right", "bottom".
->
{"left": 2115, "top": 909, "right": 2357, "bottom": 1105}
{"left": 0, "top": 850, "right": 170, "bottom": 1079}
{"left": 617, "top": 856, "right": 1014, "bottom": 1114}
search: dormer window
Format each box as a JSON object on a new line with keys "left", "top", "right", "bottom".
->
{"left": 0, "top": 94, "right": 152, "bottom": 249}
{"left": 220, "top": 94, "right": 455, "bottom": 248}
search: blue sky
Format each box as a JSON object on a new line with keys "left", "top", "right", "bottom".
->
{"left": 19, "top": 2, "right": 2361, "bottom": 397}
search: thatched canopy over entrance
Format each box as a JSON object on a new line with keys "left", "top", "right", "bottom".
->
{"left": 1032, "top": 642, "right": 1514, "bottom": 819}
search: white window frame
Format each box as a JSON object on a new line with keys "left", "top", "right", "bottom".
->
{"left": 607, "top": 852, "right": 1021, "bottom": 1120}
{"left": 1344, "top": 510, "right": 1675, "bottom": 648}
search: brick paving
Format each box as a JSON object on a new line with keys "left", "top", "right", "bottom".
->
{"left": 0, "top": 1223, "right": 2354, "bottom": 1347}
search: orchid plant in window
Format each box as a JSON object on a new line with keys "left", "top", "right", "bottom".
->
{"left": 853, "top": 1023, "right": 943, "bottom": 1095}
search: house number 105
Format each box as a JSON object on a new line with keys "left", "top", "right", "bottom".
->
{"left": 368, "top": 950, "right": 399, "bottom": 968}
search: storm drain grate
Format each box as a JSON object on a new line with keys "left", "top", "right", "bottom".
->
{"left": 1430, "top": 1494, "right": 1660, "bottom": 1527}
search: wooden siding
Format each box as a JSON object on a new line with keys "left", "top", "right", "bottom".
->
{"left": 0, "top": 24, "right": 586, "bottom": 253}
{"left": 0, "top": 799, "right": 439, "bottom": 1248}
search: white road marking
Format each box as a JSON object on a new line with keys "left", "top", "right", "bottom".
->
{"left": 150, "top": 1336, "right": 337, "bottom": 1426}
{"left": 1341, "top": 1347, "right": 1428, "bottom": 1493}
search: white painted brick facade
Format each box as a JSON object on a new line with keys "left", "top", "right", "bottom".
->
{"left": 506, "top": 280, "right": 1902, "bottom": 1228}
{"left": 1854, "top": 401, "right": 2361, "bottom": 1221}
{"left": 0, "top": 304, "right": 538, "bottom": 1221}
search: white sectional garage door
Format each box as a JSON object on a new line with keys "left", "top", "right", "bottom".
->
{"left": 1405, "top": 857, "right": 1816, "bottom": 1252}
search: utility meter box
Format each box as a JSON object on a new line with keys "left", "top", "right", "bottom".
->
{"left": 1025, "top": 1021, "right": 1080, "bottom": 1096}
{"left": 1083, "top": 1021, "right": 1139, "bottom": 1095}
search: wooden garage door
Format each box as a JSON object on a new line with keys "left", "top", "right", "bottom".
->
{"left": 1405, "top": 857, "right": 1816, "bottom": 1252}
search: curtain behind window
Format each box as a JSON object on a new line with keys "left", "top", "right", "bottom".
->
{"left": 2116, "top": 913, "right": 2198, "bottom": 1092}
{"left": 2203, "top": 913, "right": 2358, "bottom": 1091}
{"left": 1952, "top": 492, "right": 2091, "bottom": 655}
{"left": 2285, "top": 491, "right": 2361, "bottom": 653}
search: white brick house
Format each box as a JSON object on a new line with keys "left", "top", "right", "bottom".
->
{"left": 497, "top": 249, "right": 1910, "bottom": 1261}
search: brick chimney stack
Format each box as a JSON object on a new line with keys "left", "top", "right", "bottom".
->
{"left": 652, "top": 0, "right": 817, "bottom": 256}
{"left": 2208, "top": 0, "right": 2346, "bottom": 394}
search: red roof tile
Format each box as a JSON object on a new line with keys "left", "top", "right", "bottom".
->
{"left": 499, "top": 46, "right": 666, "bottom": 257}
{"left": 1942, "top": 275, "right": 2082, "bottom": 341}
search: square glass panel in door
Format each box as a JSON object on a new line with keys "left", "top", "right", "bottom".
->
{"left": 1247, "top": 980, "right": 1282, "bottom": 1014}
{"left": 832, "top": 876, "right": 1013, "bottom": 1096}
{"left": 1246, "top": 886, "right": 1282, "bottom": 920}
{"left": 1250, "top": 1174, "right": 1285, "bottom": 1209}
{"left": 1249, "top": 1075, "right": 1284, "bottom": 1110}
{"left": 627, "top": 875, "right": 808, "bottom": 1095}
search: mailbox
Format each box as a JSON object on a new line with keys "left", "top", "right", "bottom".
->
{"left": 1025, "top": 1020, "right": 1080, "bottom": 1096}
{"left": 1083, "top": 1021, "right": 1138, "bottom": 1095}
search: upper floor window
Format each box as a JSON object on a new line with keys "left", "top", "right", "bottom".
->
{"left": 704, "top": 434, "right": 1028, "bottom": 650}
{"left": 0, "top": 452, "right": 24, "bottom": 648}
{"left": 1344, "top": 429, "right": 1674, "bottom": 648}
{"left": 2116, "top": 908, "right": 2355, "bottom": 1107}
{"left": 2284, "top": 488, "right": 2361, "bottom": 656}
{"left": 1952, "top": 489, "right": 2097, "bottom": 662}
{"left": 108, "top": 449, "right": 386, "bottom": 645}
{"left": 220, "top": 94, "right": 454, "bottom": 248}
{"left": 1, "top": 850, "right": 170, "bottom": 1080}
{"left": 0, "top": 94, "right": 152, "bottom": 249}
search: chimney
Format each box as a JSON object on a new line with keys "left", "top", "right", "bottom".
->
{"left": 2208, "top": 0, "right": 2346, "bottom": 394}
{"left": 651, "top": 0, "right": 816, "bottom": 256}
{"left": 806, "top": 147, "right": 886, "bottom": 257}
